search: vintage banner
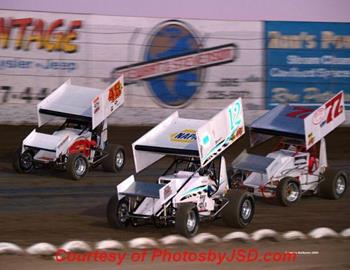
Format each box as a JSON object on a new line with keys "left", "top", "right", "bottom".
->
{"left": 2, "top": 11, "right": 349, "bottom": 125}
{"left": 0, "top": 10, "right": 264, "bottom": 125}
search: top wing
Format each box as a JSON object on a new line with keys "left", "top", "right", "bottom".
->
{"left": 37, "top": 75, "right": 125, "bottom": 128}
{"left": 250, "top": 104, "right": 310, "bottom": 141}
{"left": 132, "top": 112, "right": 205, "bottom": 173}
{"left": 37, "top": 80, "right": 101, "bottom": 126}
{"left": 132, "top": 98, "right": 245, "bottom": 172}
{"left": 249, "top": 91, "right": 346, "bottom": 149}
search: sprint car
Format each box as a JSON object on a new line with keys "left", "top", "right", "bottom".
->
{"left": 107, "top": 98, "right": 254, "bottom": 237}
{"left": 13, "top": 75, "right": 126, "bottom": 180}
{"left": 230, "top": 91, "right": 348, "bottom": 206}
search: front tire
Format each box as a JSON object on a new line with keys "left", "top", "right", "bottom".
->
{"left": 102, "top": 144, "right": 125, "bottom": 172}
{"left": 66, "top": 153, "right": 89, "bottom": 180}
{"left": 276, "top": 177, "right": 301, "bottom": 206}
{"left": 222, "top": 190, "right": 255, "bottom": 228}
{"left": 107, "top": 195, "right": 129, "bottom": 228}
{"left": 13, "top": 148, "right": 34, "bottom": 174}
{"left": 320, "top": 170, "right": 348, "bottom": 199}
{"left": 175, "top": 203, "right": 199, "bottom": 238}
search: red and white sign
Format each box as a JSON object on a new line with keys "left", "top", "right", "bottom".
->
{"left": 305, "top": 91, "right": 346, "bottom": 149}
{"left": 312, "top": 107, "right": 325, "bottom": 125}
{"left": 114, "top": 44, "right": 237, "bottom": 83}
{"left": 92, "top": 75, "right": 124, "bottom": 129}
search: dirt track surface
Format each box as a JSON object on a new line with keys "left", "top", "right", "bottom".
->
{"left": 0, "top": 125, "right": 349, "bottom": 269}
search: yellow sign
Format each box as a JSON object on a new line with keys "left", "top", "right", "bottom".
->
{"left": 170, "top": 129, "right": 196, "bottom": 143}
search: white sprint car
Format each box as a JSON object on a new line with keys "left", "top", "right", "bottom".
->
{"left": 106, "top": 98, "right": 254, "bottom": 237}
{"left": 13, "top": 76, "right": 126, "bottom": 180}
{"left": 230, "top": 91, "right": 348, "bottom": 206}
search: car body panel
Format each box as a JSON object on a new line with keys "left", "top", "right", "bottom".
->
{"left": 232, "top": 92, "right": 345, "bottom": 199}
{"left": 20, "top": 76, "right": 125, "bottom": 166}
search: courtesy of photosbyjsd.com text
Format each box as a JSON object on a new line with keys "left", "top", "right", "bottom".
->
{"left": 54, "top": 248, "right": 307, "bottom": 266}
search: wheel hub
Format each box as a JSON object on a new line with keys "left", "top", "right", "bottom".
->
{"left": 241, "top": 198, "right": 252, "bottom": 220}
{"left": 335, "top": 176, "right": 346, "bottom": 195}
{"left": 118, "top": 202, "right": 128, "bottom": 223}
{"left": 286, "top": 182, "right": 299, "bottom": 202}
{"left": 20, "top": 152, "right": 33, "bottom": 169}
{"left": 186, "top": 211, "right": 196, "bottom": 232}
{"left": 115, "top": 151, "right": 124, "bottom": 168}
{"left": 74, "top": 158, "right": 86, "bottom": 176}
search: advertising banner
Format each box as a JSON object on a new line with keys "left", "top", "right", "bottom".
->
{"left": 265, "top": 21, "right": 350, "bottom": 109}
{"left": 91, "top": 17, "right": 264, "bottom": 111}
{"left": 0, "top": 10, "right": 264, "bottom": 125}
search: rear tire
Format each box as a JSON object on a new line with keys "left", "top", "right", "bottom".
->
{"left": 320, "top": 170, "right": 348, "bottom": 199}
{"left": 175, "top": 203, "right": 199, "bottom": 238}
{"left": 102, "top": 144, "right": 125, "bottom": 172}
{"left": 13, "top": 148, "right": 34, "bottom": 174}
{"left": 106, "top": 195, "right": 129, "bottom": 228}
{"left": 276, "top": 177, "right": 301, "bottom": 206}
{"left": 66, "top": 153, "right": 89, "bottom": 180}
{"left": 222, "top": 190, "right": 255, "bottom": 228}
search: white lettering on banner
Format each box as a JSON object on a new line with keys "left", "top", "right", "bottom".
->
{"left": 114, "top": 45, "right": 236, "bottom": 83}
{"left": 270, "top": 87, "right": 350, "bottom": 105}
{"left": 287, "top": 55, "right": 350, "bottom": 65}
{"left": 270, "top": 68, "right": 350, "bottom": 78}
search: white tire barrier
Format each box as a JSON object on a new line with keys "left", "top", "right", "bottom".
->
{"left": 308, "top": 227, "right": 338, "bottom": 239}
{"left": 159, "top": 235, "right": 189, "bottom": 246}
{"left": 128, "top": 238, "right": 158, "bottom": 249}
{"left": 340, "top": 228, "right": 350, "bottom": 238}
{"left": 251, "top": 229, "right": 279, "bottom": 241}
{"left": 222, "top": 232, "right": 250, "bottom": 242}
{"left": 282, "top": 231, "right": 307, "bottom": 241}
{"left": 1, "top": 227, "right": 349, "bottom": 257}
{"left": 0, "top": 242, "right": 23, "bottom": 255}
{"left": 191, "top": 233, "right": 220, "bottom": 244}
{"left": 60, "top": 241, "right": 92, "bottom": 252}
{"left": 95, "top": 240, "right": 124, "bottom": 250}
{"left": 26, "top": 243, "right": 57, "bottom": 256}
